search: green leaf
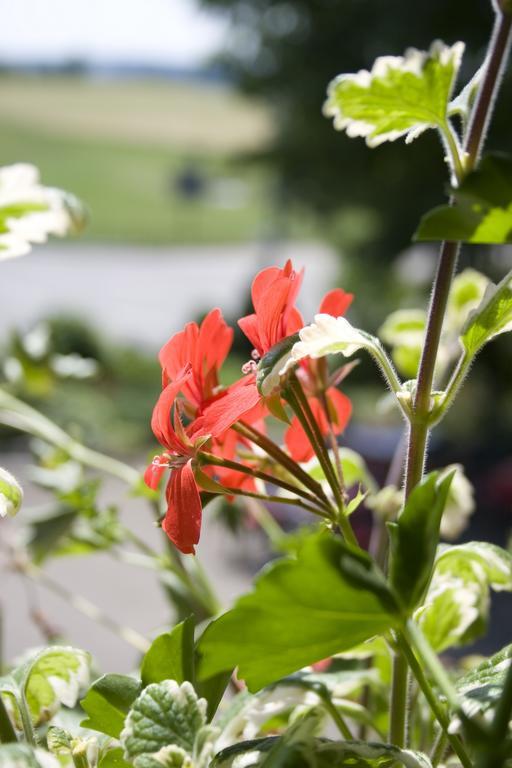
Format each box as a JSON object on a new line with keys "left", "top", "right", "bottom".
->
{"left": 141, "top": 618, "right": 195, "bottom": 688}
{"left": 460, "top": 269, "right": 512, "bottom": 355}
{"left": 98, "top": 748, "right": 133, "bottom": 768}
{"left": 388, "top": 471, "right": 454, "bottom": 611}
{"left": 14, "top": 646, "right": 90, "bottom": 726}
{"left": 211, "top": 737, "right": 433, "bottom": 768}
{"left": 415, "top": 542, "right": 512, "bottom": 651}
{"left": 120, "top": 680, "right": 207, "bottom": 759}
{"left": 416, "top": 153, "right": 512, "bottom": 243}
{"left": 324, "top": 40, "right": 464, "bottom": 147}
{"left": 0, "top": 745, "right": 60, "bottom": 768}
{"left": 80, "top": 674, "right": 142, "bottom": 738}
{"left": 456, "top": 643, "right": 512, "bottom": 717}
{"left": 197, "top": 533, "right": 399, "bottom": 691}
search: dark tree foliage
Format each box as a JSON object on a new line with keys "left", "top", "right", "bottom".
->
{"left": 201, "top": 0, "right": 510, "bottom": 276}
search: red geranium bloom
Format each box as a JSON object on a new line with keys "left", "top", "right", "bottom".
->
{"left": 146, "top": 366, "right": 260, "bottom": 554}
{"left": 238, "top": 260, "right": 305, "bottom": 358}
{"left": 146, "top": 311, "right": 261, "bottom": 554}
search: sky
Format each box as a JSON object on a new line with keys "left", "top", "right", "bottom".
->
{"left": 1, "top": 0, "right": 228, "bottom": 66}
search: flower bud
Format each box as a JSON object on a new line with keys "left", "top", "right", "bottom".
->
{"left": 0, "top": 467, "right": 23, "bottom": 518}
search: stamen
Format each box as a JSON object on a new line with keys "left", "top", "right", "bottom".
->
{"left": 251, "top": 349, "right": 260, "bottom": 361}
{"left": 242, "top": 360, "right": 258, "bottom": 374}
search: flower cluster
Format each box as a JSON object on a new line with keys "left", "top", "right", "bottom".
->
{"left": 145, "top": 260, "right": 355, "bottom": 554}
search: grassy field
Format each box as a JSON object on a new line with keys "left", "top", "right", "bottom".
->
{"left": 0, "top": 75, "right": 311, "bottom": 244}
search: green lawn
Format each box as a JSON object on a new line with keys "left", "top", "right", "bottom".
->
{"left": 0, "top": 75, "right": 305, "bottom": 245}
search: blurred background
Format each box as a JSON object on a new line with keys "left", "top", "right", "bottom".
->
{"left": 1, "top": 0, "right": 511, "bottom": 671}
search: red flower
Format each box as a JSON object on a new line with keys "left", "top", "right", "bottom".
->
{"left": 238, "top": 260, "right": 304, "bottom": 358}
{"left": 146, "top": 315, "right": 261, "bottom": 554}
{"left": 159, "top": 308, "right": 233, "bottom": 413}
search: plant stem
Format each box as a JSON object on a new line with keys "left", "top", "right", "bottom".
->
{"left": 389, "top": 652, "right": 409, "bottom": 748}
{"left": 430, "top": 729, "right": 448, "bottom": 766}
{"left": 234, "top": 421, "right": 332, "bottom": 505}
{"left": 464, "top": 10, "right": 512, "bottom": 170}
{"left": 396, "top": 634, "right": 472, "bottom": 768}
{"left": 0, "top": 696, "right": 16, "bottom": 744}
{"left": 200, "top": 451, "right": 331, "bottom": 515}
{"left": 391, "top": 12, "right": 512, "bottom": 748}
{"left": 320, "top": 693, "right": 353, "bottom": 740}
{"left": 18, "top": 690, "right": 36, "bottom": 746}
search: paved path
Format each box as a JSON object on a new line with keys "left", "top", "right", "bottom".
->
{"left": 0, "top": 241, "right": 340, "bottom": 349}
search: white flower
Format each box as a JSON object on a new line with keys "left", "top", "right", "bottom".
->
{"left": 0, "top": 163, "right": 81, "bottom": 261}
{"left": 0, "top": 467, "right": 23, "bottom": 518}
{"left": 280, "top": 314, "right": 371, "bottom": 374}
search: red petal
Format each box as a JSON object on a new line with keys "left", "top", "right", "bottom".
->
{"left": 150, "top": 366, "right": 192, "bottom": 452}
{"left": 319, "top": 289, "right": 354, "bottom": 317}
{"left": 192, "top": 375, "right": 261, "bottom": 439}
{"left": 144, "top": 456, "right": 167, "bottom": 490}
{"left": 327, "top": 388, "right": 352, "bottom": 433}
{"left": 238, "top": 313, "right": 262, "bottom": 355}
{"left": 162, "top": 461, "right": 202, "bottom": 555}
{"left": 285, "top": 415, "right": 315, "bottom": 463}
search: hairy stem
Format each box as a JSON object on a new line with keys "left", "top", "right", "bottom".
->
{"left": 396, "top": 633, "right": 472, "bottom": 768}
{"left": 391, "top": 11, "right": 512, "bottom": 746}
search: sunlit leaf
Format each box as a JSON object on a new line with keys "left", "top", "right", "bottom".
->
{"left": 197, "top": 533, "right": 399, "bottom": 691}
{"left": 415, "top": 542, "right": 512, "bottom": 651}
{"left": 416, "top": 153, "right": 512, "bottom": 243}
{"left": 324, "top": 41, "right": 464, "bottom": 147}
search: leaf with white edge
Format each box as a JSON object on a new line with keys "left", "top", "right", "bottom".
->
{"left": 141, "top": 618, "right": 195, "bottom": 688}
{"left": 456, "top": 644, "right": 512, "bottom": 717}
{"left": 446, "top": 268, "right": 489, "bottom": 332}
{"left": 415, "top": 542, "right": 512, "bottom": 652}
{"left": 379, "top": 310, "right": 426, "bottom": 349}
{"left": 416, "top": 153, "right": 512, "bottom": 244}
{"left": 14, "top": 646, "right": 90, "bottom": 726}
{"left": 0, "top": 745, "right": 60, "bottom": 768}
{"left": 388, "top": 471, "right": 454, "bottom": 611}
{"left": 120, "top": 681, "right": 207, "bottom": 760}
{"left": 80, "top": 674, "right": 142, "bottom": 738}
{"left": 0, "top": 467, "right": 23, "bottom": 517}
{"left": 324, "top": 40, "right": 464, "bottom": 147}
{"left": 378, "top": 309, "right": 426, "bottom": 378}
{"left": 460, "top": 268, "right": 512, "bottom": 355}
{"left": 46, "top": 726, "right": 72, "bottom": 755}
{"left": 438, "top": 464, "right": 475, "bottom": 541}
{"left": 212, "top": 737, "right": 433, "bottom": 768}
{"left": 281, "top": 315, "right": 373, "bottom": 374}
{"left": 197, "top": 533, "right": 399, "bottom": 691}
{"left": 131, "top": 746, "right": 192, "bottom": 768}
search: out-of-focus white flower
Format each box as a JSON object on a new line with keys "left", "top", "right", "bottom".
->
{"left": 280, "top": 314, "right": 371, "bottom": 374}
{"left": 0, "top": 163, "right": 84, "bottom": 261}
{"left": 0, "top": 467, "right": 23, "bottom": 518}
{"left": 440, "top": 464, "right": 475, "bottom": 540}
